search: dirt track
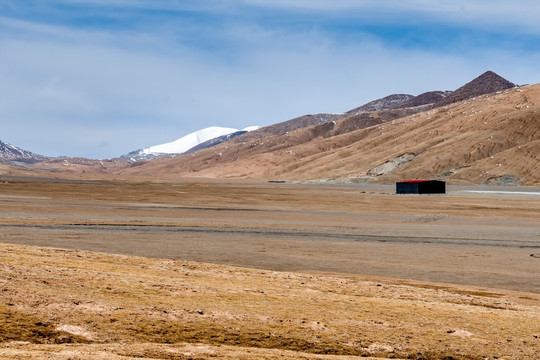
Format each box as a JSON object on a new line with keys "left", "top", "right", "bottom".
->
{"left": 1, "top": 176, "right": 539, "bottom": 293}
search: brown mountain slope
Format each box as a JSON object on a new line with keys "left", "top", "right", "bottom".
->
{"left": 199, "top": 92, "right": 425, "bottom": 150}
{"left": 218, "top": 94, "right": 420, "bottom": 146}
{"left": 122, "top": 84, "right": 540, "bottom": 185}
{"left": 119, "top": 105, "right": 427, "bottom": 179}
{"left": 436, "top": 70, "right": 516, "bottom": 107}
{"left": 138, "top": 71, "right": 513, "bottom": 161}
{"left": 277, "top": 84, "right": 539, "bottom": 184}
{"left": 242, "top": 113, "right": 344, "bottom": 140}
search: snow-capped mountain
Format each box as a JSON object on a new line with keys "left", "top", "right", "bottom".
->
{"left": 0, "top": 139, "right": 47, "bottom": 162}
{"left": 184, "top": 126, "right": 261, "bottom": 154}
{"left": 123, "top": 126, "right": 259, "bottom": 161}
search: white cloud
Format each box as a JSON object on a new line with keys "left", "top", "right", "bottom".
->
{"left": 1, "top": 2, "right": 540, "bottom": 158}
{"left": 243, "top": 0, "right": 540, "bottom": 34}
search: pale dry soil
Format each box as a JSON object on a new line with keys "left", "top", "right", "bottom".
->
{"left": 0, "top": 177, "right": 539, "bottom": 359}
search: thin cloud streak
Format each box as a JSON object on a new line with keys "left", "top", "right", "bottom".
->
{"left": 243, "top": 0, "right": 540, "bottom": 31}
{"left": 8, "top": 1, "right": 540, "bottom": 35}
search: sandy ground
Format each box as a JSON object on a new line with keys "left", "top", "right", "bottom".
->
{"left": 0, "top": 177, "right": 538, "bottom": 293}
{"left": 0, "top": 176, "right": 539, "bottom": 359}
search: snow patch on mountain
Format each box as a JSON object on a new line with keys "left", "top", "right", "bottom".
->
{"left": 144, "top": 126, "right": 240, "bottom": 155}
{"left": 241, "top": 126, "right": 261, "bottom": 132}
{"left": 123, "top": 126, "right": 259, "bottom": 161}
{"left": 0, "top": 139, "right": 47, "bottom": 162}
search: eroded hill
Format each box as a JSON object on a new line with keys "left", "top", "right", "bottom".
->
{"left": 121, "top": 84, "right": 539, "bottom": 185}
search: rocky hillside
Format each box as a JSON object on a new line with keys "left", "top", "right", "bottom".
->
{"left": 344, "top": 94, "right": 414, "bottom": 116}
{"left": 271, "top": 84, "right": 538, "bottom": 185}
{"left": 121, "top": 81, "right": 539, "bottom": 185}
{"left": 152, "top": 71, "right": 515, "bottom": 162}
{"left": 392, "top": 91, "right": 452, "bottom": 109}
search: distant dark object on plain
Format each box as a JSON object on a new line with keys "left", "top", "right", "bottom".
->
{"left": 396, "top": 180, "right": 446, "bottom": 194}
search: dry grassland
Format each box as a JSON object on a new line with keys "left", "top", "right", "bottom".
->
{"left": 1, "top": 243, "right": 539, "bottom": 359}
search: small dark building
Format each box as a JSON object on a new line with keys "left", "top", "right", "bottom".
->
{"left": 396, "top": 180, "right": 446, "bottom": 194}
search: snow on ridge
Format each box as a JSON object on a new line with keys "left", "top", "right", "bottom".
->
{"left": 143, "top": 126, "right": 239, "bottom": 155}
{"left": 242, "top": 126, "right": 261, "bottom": 132}
{"left": 141, "top": 126, "right": 259, "bottom": 156}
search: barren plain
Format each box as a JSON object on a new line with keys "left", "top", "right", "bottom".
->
{"left": 1, "top": 176, "right": 539, "bottom": 359}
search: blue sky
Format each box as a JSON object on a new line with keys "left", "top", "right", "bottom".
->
{"left": 1, "top": 1, "right": 540, "bottom": 159}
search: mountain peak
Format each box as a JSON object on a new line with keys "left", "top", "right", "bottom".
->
{"left": 472, "top": 70, "right": 516, "bottom": 89}
{"left": 0, "top": 140, "right": 47, "bottom": 162}
{"left": 436, "top": 71, "right": 516, "bottom": 107}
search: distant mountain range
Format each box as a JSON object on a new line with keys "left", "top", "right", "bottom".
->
{"left": 1, "top": 71, "right": 516, "bottom": 163}
{"left": 0, "top": 140, "right": 47, "bottom": 162}
{"left": 3, "top": 70, "right": 537, "bottom": 185}
{"left": 211, "top": 71, "right": 516, "bottom": 144}
{"left": 123, "top": 72, "right": 536, "bottom": 185}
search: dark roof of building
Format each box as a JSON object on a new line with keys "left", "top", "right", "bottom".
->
{"left": 397, "top": 180, "right": 444, "bottom": 184}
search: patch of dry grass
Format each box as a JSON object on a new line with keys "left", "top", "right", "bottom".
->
{"left": 0, "top": 304, "right": 91, "bottom": 345}
{"left": 1, "top": 243, "right": 539, "bottom": 359}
